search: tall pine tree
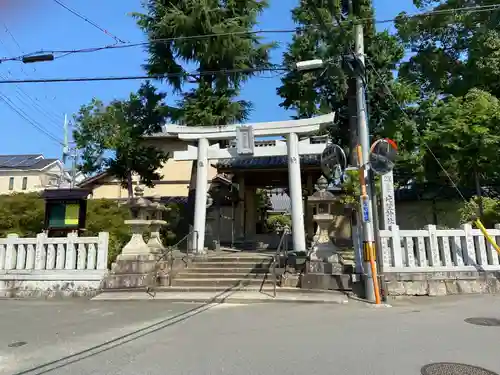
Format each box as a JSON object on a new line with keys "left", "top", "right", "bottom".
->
{"left": 133, "top": 0, "right": 275, "bottom": 126}
{"left": 133, "top": 0, "right": 276, "bottom": 227}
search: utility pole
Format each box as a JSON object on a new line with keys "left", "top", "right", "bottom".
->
{"left": 353, "top": 14, "right": 380, "bottom": 304}
{"left": 70, "top": 148, "right": 78, "bottom": 188}
{"left": 60, "top": 114, "right": 70, "bottom": 187}
{"left": 342, "top": 0, "right": 358, "bottom": 166}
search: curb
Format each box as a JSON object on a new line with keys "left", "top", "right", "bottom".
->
{"left": 92, "top": 292, "right": 349, "bottom": 304}
{"left": 151, "top": 297, "right": 349, "bottom": 304}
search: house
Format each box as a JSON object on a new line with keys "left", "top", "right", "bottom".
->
{"left": 77, "top": 136, "right": 219, "bottom": 202}
{"left": 0, "top": 154, "right": 68, "bottom": 194}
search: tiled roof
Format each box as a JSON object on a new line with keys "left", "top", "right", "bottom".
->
{"left": 216, "top": 155, "right": 321, "bottom": 170}
{"left": 115, "top": 196, "right": 189, "bottom": 205}
{"left": 161, "top": 196, "right": 189, "bottom": 205}
{"left": 269, "top": 190, "right": 291, "bottom": 212}
{"left": 77, "top": 171, "right": 109, "bottom": 187}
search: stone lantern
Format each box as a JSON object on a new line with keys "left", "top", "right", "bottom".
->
{"left": 146, "top": 195, "right": 169, "bottom": 253}
{"left": 307, "top": 175, "right": 342, "bottom": 273}
{"left": 121, "top": 186, "right": 153, "bottom": 256}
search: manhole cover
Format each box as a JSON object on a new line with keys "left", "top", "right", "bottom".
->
{"left": 465, "top": 317, "right": 500, "bottom": 327}
{"left": 421, "top": 363, "right": 498, "bottom": 375}
{"left": 7, "top": 341, "right": 27, "bottom": 348}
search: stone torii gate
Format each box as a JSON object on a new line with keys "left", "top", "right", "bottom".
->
{"left": 165, "top": 113, "right": 335, "bottom": 254}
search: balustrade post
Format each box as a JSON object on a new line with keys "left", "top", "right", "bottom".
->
{"left": 97, "top": 232, "right": 109, "bottom": 270}
{"left": 65, "top": 232, "right": 77, "bottom": 270}
{"left": 389, "top": 225, "right": 402, "bottom": 268}
{"left": 5, "top": 233, "right": 19, "bottom": 270}
{"left": 34, "top": 233, "right": 47, "bottom": 270}
{"left": 424, "top": 224, "right": 440, "bottom": 267}
{"left": 460, "top": 223, "right": 476, "bottom": 266}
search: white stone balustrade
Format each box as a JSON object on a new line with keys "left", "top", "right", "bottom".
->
{"left": 0, "top": 232, "right": 109, "bottom": 297}
{"left": 0, "top": 232, "right": 109, "bottom": 271}
{"left": 379, "top": 224, "right": 500, "bottom": 272}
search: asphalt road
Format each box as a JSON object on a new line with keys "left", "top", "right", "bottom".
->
{"left": 1, "top": 295, "right": 500, "bottom": 375}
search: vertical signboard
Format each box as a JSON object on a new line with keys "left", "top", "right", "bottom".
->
{"left": 380, "top": 170, "right": 396, "bottom": 229}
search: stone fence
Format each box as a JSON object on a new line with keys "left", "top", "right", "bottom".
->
{"left": 379, "top": 224, "right": 500, "bottom": 296}
{"left": 0, "top": 232, "right": 109, "bottom": 297}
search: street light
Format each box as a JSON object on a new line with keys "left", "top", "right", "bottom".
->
{"left": 22, "top": 54, "right": 54, "bottom": 64}
{"left": 295, "top": 59, "right": 324, "bottom": 71}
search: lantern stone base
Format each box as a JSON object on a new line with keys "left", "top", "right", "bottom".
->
{"left": 306, "top": 259, "right": 343, "bottom": 274}
{"left": 301, "top": 272, "right": 354, "bottom": 291}
{"left": 121, "top": 220, "right": 152, "bottom": 256}
{"left": 147, "top": 220, "right": 167, "bottom": 252}
{"left": 308, "top": 215, "right": 343, "bottom": 273}
{"left": 102, "top": 253, "right": 160, "bottom": 290}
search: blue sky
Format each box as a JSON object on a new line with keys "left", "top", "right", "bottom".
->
{"left": 0, "top": 0, "right": 416, "bottom": 160}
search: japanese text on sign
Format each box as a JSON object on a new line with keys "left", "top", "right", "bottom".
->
{"left": 381, "top": 172, "right": 396, "bottom": 228}
{"left": 361, "top": 197, "right": 370, "bottom": 223}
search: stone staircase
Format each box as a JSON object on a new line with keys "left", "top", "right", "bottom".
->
{"left": 156, "top": 253, "right": 276, "bottom": 292}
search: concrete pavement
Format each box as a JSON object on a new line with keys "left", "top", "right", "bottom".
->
{"left": 1, "top": 295, "right": 500, "bottom": 374}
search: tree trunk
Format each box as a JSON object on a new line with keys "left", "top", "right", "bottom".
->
{"left": 431, "top": 198, "right": 438, "bottom": 226}
{"left": 126, "top": 171, "right": 134, "bottom": 199}
{"left": 474, "top": 166, "right": 484, "bottom": 218}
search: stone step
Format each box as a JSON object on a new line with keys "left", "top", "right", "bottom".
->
{"left": 170, "top": 278, "right": 274, "bottom": 288}
{"left": 174, "top": 272, "right": 272, "bottom": 280}
{"left": 189, "top": 261, "right": 272, "bottom": 269}
{"left": 154, "top": 285, "right": 278, "bottom": 292}
{"left": 149, "top": 286, "right": 345, "bottom": 294}
{"left": 181, "top": 267, "right": 270, "bottom": 274}
{"left": 194, "top": 256, "right": 273, "bottom": 263}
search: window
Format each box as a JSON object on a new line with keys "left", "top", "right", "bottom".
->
{"left": 8, "top": 177, "right": 14, "bottom": 190}
{"left": 22, "top": 177, "right": 28, "bottom": 190}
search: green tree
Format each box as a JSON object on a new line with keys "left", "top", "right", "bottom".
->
{"left": 396, "top": 0, "right": 500, "bottom": 99}
{"left": 133, "top": 0, "right": 275, "bottom": 126}
{"left": 73, "top": 81, "right": 169, "bottom": 198}
{"left": 277, "top": 0, "right": 410, "bottom": 151}
{"left": 420, "top": 89, "right": 500, "bottom": 213}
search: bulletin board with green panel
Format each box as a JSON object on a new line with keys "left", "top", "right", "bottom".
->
{"left": 42, "top": 188, "right": 90, "bottom": 235}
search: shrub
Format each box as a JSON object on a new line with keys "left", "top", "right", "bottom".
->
{"left": 0, "top": 193, "right": 132, "bottom": 267}
{"left": 266, "top": 214, "right": 292, "bottom": 231}
{"left": 85, "top": 199, "right": 131, "bottom": 267}
{"left": 459, "top": 196, "right": 500, "bottom": 228}
{"left": 0, "top": 193, "right": 45, "bottom": 236}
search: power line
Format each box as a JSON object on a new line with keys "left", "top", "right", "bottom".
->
{"left": 0, "top": 93, "right": 63, "bottom": 145}
{"left": 1, "top": 25, "right": 64, "bottom": 125}
{"left": 2, "top": 22, "right": 22, "bottom": 51}
{"left": 52, "top": 0, "right": 126, "bottom": 44}
{"left": 0, "top": 67, "right": 287, "bottom": 84}
{"left": 0, "top": 34, "right": 63, "bottom": 141}
{"left": 1, "top": 4, "right": 498, "bottom": 64}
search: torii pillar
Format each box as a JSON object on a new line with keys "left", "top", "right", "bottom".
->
{"left": 158, "top": 113, "right": 335, "bottom": 254}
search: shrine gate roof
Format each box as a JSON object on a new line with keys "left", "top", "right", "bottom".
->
{"left": 215, "top": 154, "right": 321, "bottom": 170}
